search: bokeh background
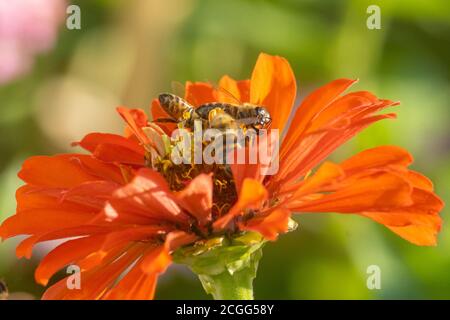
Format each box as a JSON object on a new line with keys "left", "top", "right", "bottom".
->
{"left": 0, "top": 0, "right": 449, "bottom": 299}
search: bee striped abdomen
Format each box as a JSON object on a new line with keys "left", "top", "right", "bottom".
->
{"left": 158, "top": 93, "right": 194, "bottom": 121}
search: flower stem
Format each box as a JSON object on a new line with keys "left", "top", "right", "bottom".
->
{"left": 172, "top": 232, "right": 266, "bottom": 300}
{"left": 198, "top": 267, "right": 255, "bottom": 300}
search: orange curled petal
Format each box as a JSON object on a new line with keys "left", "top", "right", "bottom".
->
{"left": 175, "top": 173, "right": 213, "bottom": 226}
{"left": 250, "top": 53, "right": 296, "bottom": 134}
{"left": 275, "top": 102, "right": 398, "bottom": 186}
{"left": 404, "top": 170, "right": 434, "bottom": 191}
{"left": 116, "top": 107, "right": 153, "bottom": 148}
{"left": 213, "top": 178, "right": 268, "bottom": 230}
{"left": 164, "top": 230, "right": 197, "bottom": 252}
{"left": 282, "top": 78, "right": 357, "bottom": 156}
{"left": 241, "top": 208, "right": 291, "bottom": 241}
{"left": 106, "top": 168, "right": 188, "bottom": 224}
{"left": 304, "top": 91, "right": 379, "bottom": 134}
{"left": 35, "top": 235, "right": 107, "bottom": 286}
{"left": 340, "top": 145, "right": 413, "bottom": 173}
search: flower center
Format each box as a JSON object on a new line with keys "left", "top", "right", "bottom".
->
{"left": 152, "top": 156, "right": 238, "bottom": 220}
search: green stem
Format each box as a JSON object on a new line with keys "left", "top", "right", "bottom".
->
{"left": 172, "top": 232, "right": 266, "bottom": 300}
{"left": 198, "top": 267, "right": 255, "bottom": 300}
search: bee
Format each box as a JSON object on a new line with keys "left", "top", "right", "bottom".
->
{"left": 155, "top": 85, "right": 271, "bottom": 131}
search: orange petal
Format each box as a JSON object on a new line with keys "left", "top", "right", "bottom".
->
{"left": 405, "top": 170, "right": 434, "bottom": 191}
{"left": 229, "top": 129, "right": 278, "bottom": 194}
{"left": 93, "top": 143, "right": 146, "bottom": 165}
{"left": 19, "top": 155, "right": 99, "bottom": 188}
{"left": 15, "top": 185, "right": 93, "bottom": 213}
{"left": 42, "top": 244, "right": 144, "bottom": 300}
{"left": 0, "top": 209, "right": 95, "bottom": 241}
{"left": 237, "top": 79, "right": 251, "bottom": 102}
{"left": 74, "top": 132, "right": 144, "bottom": 156}
{"left": 18, "top": 154, "right": 124, "bottom": 188}
{"left": 75, "top": 133, "right": 145, "bottom": 165}
{"left": 15, "top": 225, "right": 119, "bottom": 259}
{"left": 60, "top": 181, "right": 119, "bottom": 210}
{"left": 340, "top": 146, "right": 413, "bottom": 173}
{"left": 75, "top": 154, "right": 125, "bottom": 184}
{"left": 293, "top": 161, "right": 344, "bottom": 197}
{"left": 35, "top": 235, "right": 107, "bottom": 286}
{"left": 103, "top": 250, "right": 165, "bottom": 300}
{"left": 185, "top": 81, "right": 215, "bottom": 106}
{"left": 218, "top": 77, "right": 251, "bottom": 103}
{"left": 290, "top": 173, "right": 413, "bottom": 213}
{"left": 250, "top": 53, "right": 296, "bottom": 134}
{"left": 241, "top": 208, "right": 291, "bottom": 241}
{"left": 106, "top": 168, "right": 188, "bottom": 224}
{"left": 116, "top": 107, "right": 152, "bottom": 148}
{"left": 287, "top": 148, "right": 444, "bottom": 246}
{"left": 282, "top": 78, "right": 357, "bottom": 156}
{"left": 275, "top": 106, "right": 397, "bottom": 186}
{"left": 213, "top": 178, "right": 268, "bottom": 230}
{"left": 164, "top": 230, "right": 197, "bottom": 252}
{"left": 150, "top": 99, "right": 177, "bottom": 134}
{"left": 140, "top": 245, "right": 171, "bottom": 275}
{"left": 386, "top": 224, "right": 440, "bottom": 246}
{"left": 73, "top": 245, "right": 144, "bottom": 300}
{"left": 175, "top": 173, "right": 213, "bottom": 225}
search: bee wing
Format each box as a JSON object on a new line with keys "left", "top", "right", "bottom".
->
{"left": 215, "top": 85, "right": 243, "bottom": 105}
{"left": 171, "top": 80, "right": 186, "bottom": 98}
{"left": 172, "top": 80, "right": 206, "bottom": 108}
{"left": 170, "top": 80, "right": 196, "bottom": 110}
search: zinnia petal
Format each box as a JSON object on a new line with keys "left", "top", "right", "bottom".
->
{"left": 213, "top": 178, "right": 268, "bottom": 230}
{"left": 175, "top": 173, "right": 213, "bottom": 225}
{"left": 240, "top": 207, "right": 291, "bottom": 241}
{"left": 250, "top": 53, "right": 296, "bottom": 133}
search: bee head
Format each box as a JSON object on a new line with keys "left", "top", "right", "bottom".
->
{"left": 255, "top": 106, "right": 272, "bottom": 129}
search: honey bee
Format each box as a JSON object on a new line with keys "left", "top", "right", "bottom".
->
{"left": 156, "top": 88, "right": 271, "bottom": 132}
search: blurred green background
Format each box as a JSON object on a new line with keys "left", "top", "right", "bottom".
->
{"left": 0, "top": 0, "right": 449, "bottom": 299}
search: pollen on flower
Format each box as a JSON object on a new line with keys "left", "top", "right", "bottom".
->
{"left": 146, "top": 129, "right": 239, "bottom": 222}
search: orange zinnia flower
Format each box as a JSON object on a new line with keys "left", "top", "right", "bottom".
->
{"left": 0, "top": 53, "right": 443, "bottom": 300}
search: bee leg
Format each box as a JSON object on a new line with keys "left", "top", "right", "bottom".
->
{"left": 154, "top": 118, "right": 177, "bottom": 123}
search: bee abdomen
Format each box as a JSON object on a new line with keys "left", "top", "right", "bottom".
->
{"left": 159, "top": 93, "right": 193, "bottom": 120}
